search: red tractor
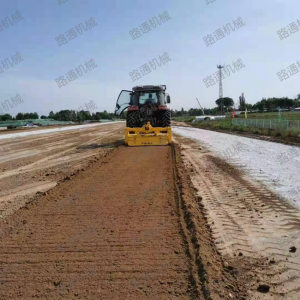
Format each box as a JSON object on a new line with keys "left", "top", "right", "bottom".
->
{"left": 115, "top": 85, "right": 172, "bottom": 146}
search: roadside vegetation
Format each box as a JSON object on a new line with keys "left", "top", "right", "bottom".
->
{"left": 173, "top": 112, "right": 300, "bottom": 144}
{"left": 0, "top": 109, "right": 115, "bottom": 123}
{"left": 171, "top": 94, "right": 300, "bottom": 118}
{"left": 234, "top": 111, "right": 300, "bottom": 120}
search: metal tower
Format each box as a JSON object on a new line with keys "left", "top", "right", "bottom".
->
{"left": 217, "top": 64, "right": 225, "bottom": 112}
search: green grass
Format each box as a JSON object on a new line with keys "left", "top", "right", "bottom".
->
{"left": 173, "top": 111, "right": 300, "bottom": 121}
{"left": 234, "top": 111, "right": 300, "bottom": 120}
{"left": 172, "top": 116, "right": 195, "bottom": 122}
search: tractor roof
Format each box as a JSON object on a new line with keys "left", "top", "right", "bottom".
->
{"left": 132, "top": 85, "right": 166, "bottom": 92}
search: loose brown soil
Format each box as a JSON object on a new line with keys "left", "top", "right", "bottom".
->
{"left": 0, "top": 123, "right": 124, "bottom": 220}
{"left": 1, "top": 123, "right": 299, "bottom": 299}
{"left": 0, "top": 145, "right": 199, "bottom": 299}
{"left": 174, "top": 133, "right": 300, "bottom": 299}
{"left": 0, "top": 124, "right": 247, "bottom": 299}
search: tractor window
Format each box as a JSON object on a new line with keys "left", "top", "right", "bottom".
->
{"left": 115, "top": 90, "right": 132, "bottom": 116}
{"left": 139, "top": 92, "right": 159, "bottom": 105}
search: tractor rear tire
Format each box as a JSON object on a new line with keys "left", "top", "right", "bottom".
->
{"left": 160, "top": 110, "right": 171, "bottom": 127}
{"left": 126, "top": 111, "right": 139, "bottom": 128}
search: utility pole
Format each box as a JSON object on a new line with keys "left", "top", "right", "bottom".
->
{"left": 217, "top": 64, "right": 225, "bottom": 113}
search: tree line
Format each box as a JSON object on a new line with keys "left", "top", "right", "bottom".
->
{"left": 172, "top": 95, "right": 300, "bottom": 117}
{"left": 47, "top": 110, "right": 114, "bottom": 121}
{"left": 0, "top": 112, "right": 39, "bottom": 121}
{"left": 0, "top": 110, "right": 115, "bottom": 122}
{"left": 1, "top": 94, "right": 300, "bottom": 121}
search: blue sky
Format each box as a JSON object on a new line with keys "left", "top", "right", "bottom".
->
{"left": 0, "top": 0, "right": 299, "bottom": 116}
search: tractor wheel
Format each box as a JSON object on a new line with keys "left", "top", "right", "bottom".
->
{"left": 160, "top": 110, "right": 171, "bottom": 127}
{"left": 126, "top": 111, "right": 139, "bottom": 128}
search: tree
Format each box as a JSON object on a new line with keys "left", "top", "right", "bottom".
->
{"left": 215, "top": 97, "right": 234, "bottom": 111}
{"left": 77, "top": 110, "right": 91, "bottom": 122}
{"left": 251, "top": 97, "right": 295, "bottom": 112}
{"left": 31, "top": 112, "right": 39, "bottom": 119}
{"left": 188, "top": 108, "right": 203, "bottom": 116}
{"left": 94, "top": 112, "right": 102, "bottom": 120}
{"left": 0, "top": 114, "right": 13, "bottom": 121}
{"left": 239, "top": 94, "right": 246, "bottom": 111}
{"left": 245, "top": 103, "right": 253, "bottom": 110}
{"left": 16, "top": 113, "right": 24, "bottom": 120}
{"left": 99, "top": 110, "right": 112, "bottom": 120}
{"left": 41, "top": 115, "right": 47, "bottom": 119}
{"left": 253, "top": 98, "right": 266, "bottom": 112}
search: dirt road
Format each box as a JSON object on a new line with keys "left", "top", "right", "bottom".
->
{"left": 0, "top": 146, "right": 189, "bottom": 299}
{"left": 173, "top": 126, "right": 300, "bottom": 207}
{"left": 174, "top": 133, "right": 300, "bottom": 299}
{"left": 0, "top": 122, "right": 124, "bottom": 220}
{"left": 0, "top": 143, "right": 245, "bottom": 299}
{"left": 1, "top": 122, "right": 300, "bottom": 299}
{"left": 0, "top": 123, "right": 249, "bottom": 299}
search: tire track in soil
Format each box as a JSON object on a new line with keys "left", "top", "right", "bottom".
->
{"left": 0, "top": 124, "right": 124, "bottom": 180}
{"left": 0, "top": 145, "right": 200, "bottom": 299}
{"left": 0, "top": 124, "right": 124, "bottom": 222}
{"left": 174, "top": 134, "right": 300, "bottom": 299}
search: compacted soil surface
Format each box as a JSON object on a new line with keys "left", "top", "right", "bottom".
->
{"left": 0, "top": 139, "right": 247, "bottom": 299}
{"left": 2, "top": 123, "right": 298, "bottom": 299}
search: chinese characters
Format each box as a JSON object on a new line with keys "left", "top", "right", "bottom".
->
{"left": 277, "top": 147, "right": 299, "bottom": 165}
{"left": 55, "top": 58, "right": 97, "bottom": 88}
{"left": 129, "top": 179, "right": 170, "bottom": 206}
{"left": 0, "top": 11, "right": 23, "bottom": 33}
{"left": 277, "top": 230, "right": 300, "bottom": 248}
{"left": 287, "top": 187, "right": 300, "bottom": 203}
{"left": 56, "top": 227, "right": 98, "bottom": 252}
{"left": 128, "top": 146, "right": 160, "bottom": 165}
{"left": 0, "top": 52, "right": 24, "bottom": 75}
{"left": 277, "top": 20, "right": 300, "bottom": 40}
{"left": 203, "top": 58, "right": 245, "bottom": 88}
{"left": 129, "top": 52, "right": 171, "bottom": 82}
{"left": 215, "top": 230, "right": 237, "bottom": 246}
{"left": 203, "top": 17, "right": 245, "bottom": 46}
{"left": 0, "top": 218, "right": 23, "bottom": 240}
{"left": 0, "top": 94, "right": 23, "bottom": 115}
{"left": 129, "top": 10, "right": 171, "bottom": 40}
{"left": 55, "top": 17, "right": 97, "bottom": 47}
{"left": 205, "top": 0, "right": 217, "bottom": 4}
{"left": 277, "top": 60, "right": 300, "bottom": 82}
{"left": 56, "top": 185, "right": 97, "bottom": 212}
{"left": 79, "top": 100, "right": 97, "bottom": 115}
{"left": 129, "top": 261, "right": 170, "bottom": 290}
{"left": 220, "top": 142, "right": 249, "bottom": 160}
{"left": 129, "top": 218, "right": 170, "bottom": 246}
{"left": 57, "top": 0, "right": 69, "bottom": 5}
{"left": 56, "top": 266, "right": 97, "bottom": 293}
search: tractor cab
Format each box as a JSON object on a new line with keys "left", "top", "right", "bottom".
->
{"left": 115, "top": 85, "right": 170, "bottom": 116}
